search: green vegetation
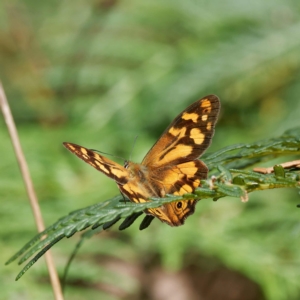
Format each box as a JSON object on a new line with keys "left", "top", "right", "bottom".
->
{"left": 1, "top": 1, "right": 300, "bottom": 299}
{"left": 6, "top": 128, "right": 300, "bottom": 283}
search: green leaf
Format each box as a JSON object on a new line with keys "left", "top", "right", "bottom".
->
{"left": 203, "top": 127, "right": 300, "bottom": 170}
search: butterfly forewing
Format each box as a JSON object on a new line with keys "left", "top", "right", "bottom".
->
{"left": 63, "top": 142, "right": 129, "bottom": 185}
{"left": 142, "top": 95, "right": 220, "bottom": 168}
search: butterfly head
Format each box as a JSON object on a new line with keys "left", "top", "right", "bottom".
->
{"left": 124, "top": 160, "right": 129, "bottom": 169}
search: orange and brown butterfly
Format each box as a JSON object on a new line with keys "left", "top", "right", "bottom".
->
{"left": 63, "top": 95, "right": 220, "bottom": 226}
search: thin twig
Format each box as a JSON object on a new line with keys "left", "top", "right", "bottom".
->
{"left": 0, "top": 82, "right": 64, "bottom": 300}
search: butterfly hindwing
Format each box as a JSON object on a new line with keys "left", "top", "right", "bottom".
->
{"left": 142, "top": 160, "right": 206, "bottom": 226}
{"left": 147, "top": 199, "right": 197, "bottom": 226}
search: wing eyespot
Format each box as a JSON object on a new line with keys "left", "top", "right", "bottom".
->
{"left": 176, "top": 202, "right": 182, "bottom": 209}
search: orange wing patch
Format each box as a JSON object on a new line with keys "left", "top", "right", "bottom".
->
{"left": 182, "top": 112, "right": 199, "bottom": 123}
{"left": 190, "top": 128, "right": 205, "bottom": 144}
{"left": 201, "top": 99, "right": 212, "bottom": 110}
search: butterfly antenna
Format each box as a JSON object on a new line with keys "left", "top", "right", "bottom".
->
{"left": 129, "top": 135, "right": 138, "bottom": 162}
{"left": 90, "top": 149, "right": 126, "bottom": 162}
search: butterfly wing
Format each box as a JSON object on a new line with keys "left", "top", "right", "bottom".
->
{"left": 142, "top": 95, "right": 220, "bottom": 168}
{"left": 63, "top": 142, "right": 129, "bottom": 185}
{"left": 140, "top": 95, "right": 220, "bottom": 225}
{"left": 145, "top": 160, "right": 207, "bottom": 226}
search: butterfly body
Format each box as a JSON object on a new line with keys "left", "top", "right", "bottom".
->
{"left": 64, "top": 95, "right": 220, "bottom": 226}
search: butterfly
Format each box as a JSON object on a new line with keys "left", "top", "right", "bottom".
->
{"left": 63, "top": 95, "right": 220, "bottom": 227}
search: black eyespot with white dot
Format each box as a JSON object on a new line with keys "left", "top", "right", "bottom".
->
{"left": 176, "top": 202, "right": 182, "bottom": 209}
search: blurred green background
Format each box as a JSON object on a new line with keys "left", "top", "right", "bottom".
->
{"left": 1, "top": 0, "right": 300, "bottom": 299}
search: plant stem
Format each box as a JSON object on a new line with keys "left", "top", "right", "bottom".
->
{"left": 0, "top": 82, "right": 64, "bottom": 300}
